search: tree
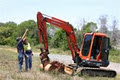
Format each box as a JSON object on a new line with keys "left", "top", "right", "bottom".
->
{"left": 77, "top": 18, "right": 86, "bottom": 30}
{"left": 99, "top": 15, "right": 108, "bottom": 34}
{"left": 75, "top": 18, "right": 86, "bottom": 47}
{"left": 46, "top": 24, "right": 58, "bottom": 43}
{"left": 111, "top": 19, "right": 120, "bottom": 45}
{"left": 16, "top": 20, "right": 38, "bottom": 45}
{"left": 50, "top": 29, "right": 68, "bottom": 50}
{"left": 0, "top": 21, "right": 17, "bottom": 46}
{"left": 83, "top": 22, "right": 97, "bottom": 33}
{"left": 0, "top": 20, "right": 39, "bottom": 46}
{"left": 0, "top": 22, "right": 5, "bottom": 27}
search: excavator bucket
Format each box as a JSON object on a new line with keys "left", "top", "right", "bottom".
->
{"left": 39, "top": 48, "right": 75, "bottom": 74}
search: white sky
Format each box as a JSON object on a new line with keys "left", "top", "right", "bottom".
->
{"left": 0, "top": 0, "right": 119, "bottom": 29}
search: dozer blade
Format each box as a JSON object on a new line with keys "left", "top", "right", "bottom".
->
{"left": 76, "top": 67, "right": 117, "bottom": 77}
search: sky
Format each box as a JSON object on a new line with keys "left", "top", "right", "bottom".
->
{"left": 0, "top": 0, "right": 119, "bottom": 29}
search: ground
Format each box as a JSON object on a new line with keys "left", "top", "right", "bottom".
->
{"left": 0, "top": 45, "right": 120, "bottom": 80}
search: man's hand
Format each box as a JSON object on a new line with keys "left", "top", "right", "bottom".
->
{"left": 25, "top": 29, "right": 28, "bottom": 32}
{"left": 26, "top": 55, "right": 29, "bottom": 58}
{"left": 24, "top": 54, "right": 29, "bottom": 58}
{"left": 22, "top": 29, "right": 29, "bottom": 39}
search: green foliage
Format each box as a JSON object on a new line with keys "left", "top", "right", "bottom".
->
{"left": 82, "top": 22, "right": 97, "bottom": 33}
{"left": 17, "top": 20, "right": 38, "bottom": 45}
{"left": 75, "top": 30, "right": 84, "bottom": 48}
{"left": 0, "top": 20, "right": 98, "bottom": 51}
{"left": 0, "top": 21, "right": 17, "bottom": 46}
{"left": 50, "top": 29, "right": 68, "bottom": 50}
{"left": 75, "top": 22, "right": 97, "bottom": 48}
{"left": 0, "top": 20, "right": 38, "bottom": 46}
{"left": 109, "top": 48, "right": 120, "bottom": 63}
{"left": 1, "top": 20, "right": 119, "bottom": 55}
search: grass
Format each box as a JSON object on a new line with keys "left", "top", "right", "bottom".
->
{"left": 0, "top": 45, "right": 77, "bottom": 80}
{"left": 82, "top": 75, "right": 120, "bottom": 80}
{"left": 0, "top": 45, "right": 120, "bottom": 80}
{"left": 109, "top": 49, "right": 120, "bottom": 63}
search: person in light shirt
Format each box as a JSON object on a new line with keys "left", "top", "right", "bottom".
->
{"left": 24, "top": 38, "right": 33, "bottom": 71}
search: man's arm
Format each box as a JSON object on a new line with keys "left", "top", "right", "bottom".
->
{"left": 17, "top": 29, "right": 28, "bottom": 47}
{"left": 22, "top": 29, "right": 28, "bottom": 40}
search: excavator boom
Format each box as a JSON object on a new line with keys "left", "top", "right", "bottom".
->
{"left": 37, "top": 12, "right": 79, "bottom": 60}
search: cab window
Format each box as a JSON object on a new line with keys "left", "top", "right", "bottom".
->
{"left": 82, "top": 35, "right": 92, "bottom": 56}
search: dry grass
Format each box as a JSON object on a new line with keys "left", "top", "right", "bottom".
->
{"left": 0, "top": 45, "right": 120, "bottom": 80}
{"left": 0, "top": 46, "right": 78, "bottom": 80}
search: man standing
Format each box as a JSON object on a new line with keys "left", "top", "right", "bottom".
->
{"left": 24, "top": 39, "right": 33, "bottom": 71}
{"left": 16, "top": 29, "right": 28, "bottom": 72}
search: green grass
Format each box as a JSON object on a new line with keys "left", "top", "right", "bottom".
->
{"left": 109, "top": 49, "right": 120, "bottom": 63}
{"left": 0, "top": 45, "right": 120, "bottom": 80}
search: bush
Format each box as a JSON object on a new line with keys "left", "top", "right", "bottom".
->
{"left": 109, "top": 48, "right": 120, "bottom": 63}
{"left": 50, "top": 29, "right": 68, "bottom": 50}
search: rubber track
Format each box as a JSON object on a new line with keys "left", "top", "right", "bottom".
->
{"left": 80, "top": 68, "right": 116, "bottom": 77}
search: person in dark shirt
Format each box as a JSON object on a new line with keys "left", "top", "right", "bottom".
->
{"left": 16, "top": 38, "right": 24, "bottom": 71}
{"left": 16, "top": 29, "right": 28, "bottom": 72}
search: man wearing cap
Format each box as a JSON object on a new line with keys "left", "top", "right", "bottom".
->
{"left": 16, "top": 29, "right": 28, "bottom": 72}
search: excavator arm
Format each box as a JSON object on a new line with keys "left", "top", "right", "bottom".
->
{"left": 37, "top": 12, "right": 79, "bottom": 60}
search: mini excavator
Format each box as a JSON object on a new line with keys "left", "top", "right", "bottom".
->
{"left": 37, "top": 11, "right": 116, "bottom": 77}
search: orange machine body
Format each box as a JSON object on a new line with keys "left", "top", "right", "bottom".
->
{"left": 37, "top": 11, "right": 110, "bottom": 67}
{"left": 79, "top": 33, "right": 107, "bottom": 61}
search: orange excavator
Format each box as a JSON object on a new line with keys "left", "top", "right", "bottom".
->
{"left": 37, "top": 11, "right": 116, "bottom": 77}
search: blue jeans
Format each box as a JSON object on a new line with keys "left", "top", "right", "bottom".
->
{"left": 18, "top": 52, "right": 24, "bottom": 70}
{"left": 25, "top": 54, "right": 32, "bottom": 70}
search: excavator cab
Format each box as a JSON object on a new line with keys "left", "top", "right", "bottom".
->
{"left": 79, "top": 33, "right": 110, "bottom": 67}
